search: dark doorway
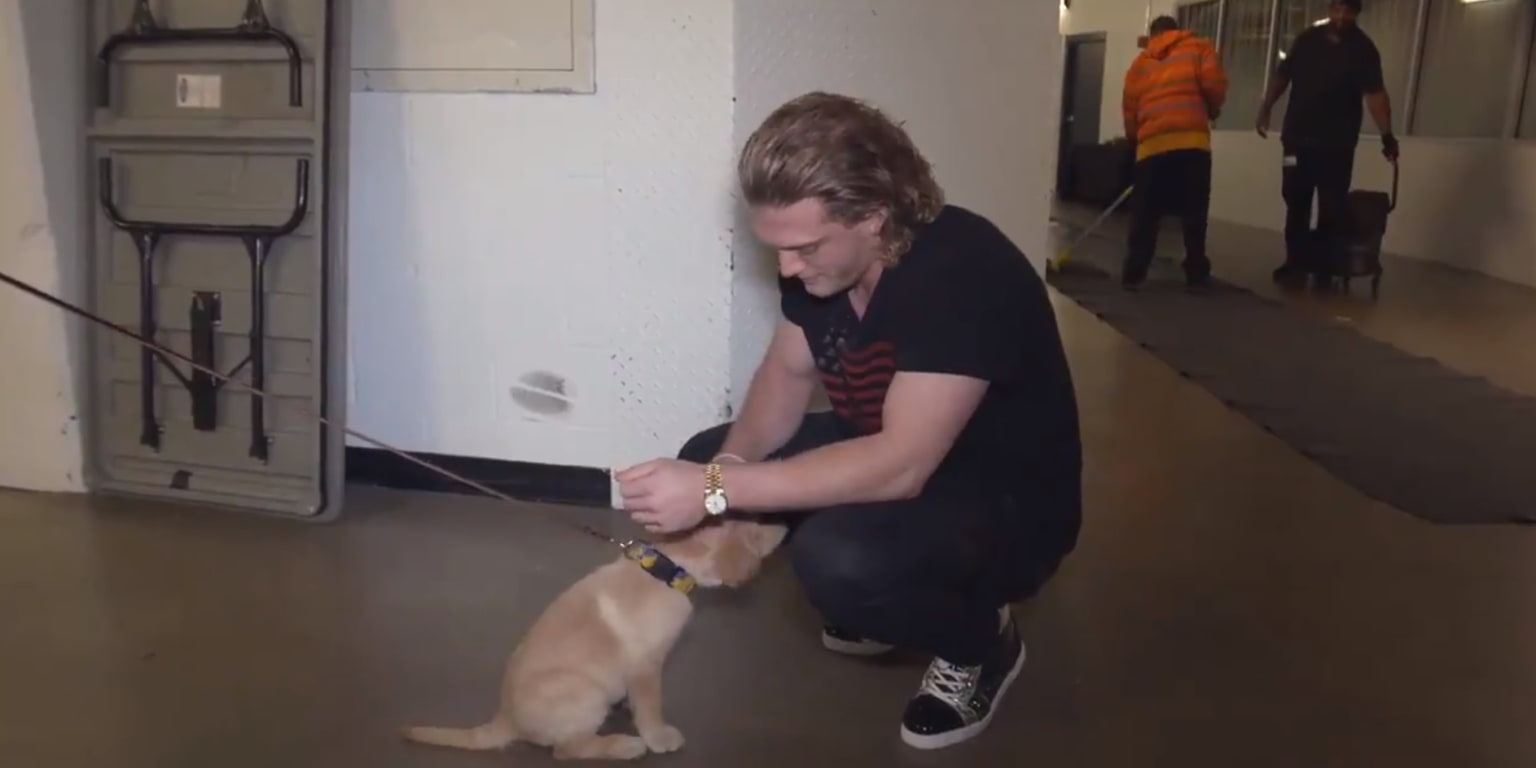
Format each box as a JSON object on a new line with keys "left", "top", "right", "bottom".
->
{"left": 1057, "top": 33, "right": 1106, "bottom": 201}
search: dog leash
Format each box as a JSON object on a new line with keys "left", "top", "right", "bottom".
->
{"left": 0, "top": 270, "right": 629, "bottom": 551}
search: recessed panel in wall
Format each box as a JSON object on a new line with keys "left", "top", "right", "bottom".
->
{"left": 350, "top": 0, "right": 594, "bottom": 93}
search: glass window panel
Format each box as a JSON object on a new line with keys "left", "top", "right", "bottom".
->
{"left": 1217, "top": 0, "right": 1279, "bottom": 129}
{"left": 1412, "top": 0, "right": 1530, "bottom": 138}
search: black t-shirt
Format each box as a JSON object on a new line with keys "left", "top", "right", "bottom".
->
{"left": 1278, "top": 24, "right": 1385, "bottom": 148}
{"left": 779, "top": 204, "right": 1082, "bottom": 543}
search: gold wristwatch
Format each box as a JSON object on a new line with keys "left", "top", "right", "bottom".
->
{"left": 703, "top": 463, "right": 729, "bottom": 516}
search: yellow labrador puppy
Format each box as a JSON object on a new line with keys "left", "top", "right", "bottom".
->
{"left": 403, "top": 517, "right": 788, "bottom": 760}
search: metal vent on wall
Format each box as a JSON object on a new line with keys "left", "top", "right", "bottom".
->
{"left": 85, "top": 0, "right": 350, "bottom": 520}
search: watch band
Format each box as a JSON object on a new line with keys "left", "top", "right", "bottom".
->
{"left": 703, "top": 462, "right": 727, "bottom": 515}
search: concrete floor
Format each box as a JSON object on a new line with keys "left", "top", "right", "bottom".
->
{"left": 1053, "top": 204, "right": 1536, "bottom": 398}
{"left": 5, "top": 218, "right": 1536, "bottom": 767}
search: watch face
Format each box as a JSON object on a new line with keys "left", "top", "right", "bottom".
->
{"left": 704, "top": 493, "right": 728, "bottom": 515}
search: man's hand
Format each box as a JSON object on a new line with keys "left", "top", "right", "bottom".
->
{"left": 1380, "top": 132, "right": 1400, "bottom": 162}
{"left": 616, "top": 459, "right": 708, "bottom": 534}
{"left": 1365, "top": 92, "right": 1394, "bottom": 159}
{"left": 1256, "top": 70, "right": 1290, "bottom": 140}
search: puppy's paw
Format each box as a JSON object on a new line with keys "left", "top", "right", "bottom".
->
{"left": 611, "top": 736, "right": 648, "bottom": 760}
{"left": 643, "top": 724, "right": 685, "bottom": 753}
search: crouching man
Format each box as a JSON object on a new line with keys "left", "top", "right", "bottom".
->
{"left": 617, "top": 91, "right": 1083, "bottom": 750}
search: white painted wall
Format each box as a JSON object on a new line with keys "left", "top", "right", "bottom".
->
{"left": 0, "top": 0, "right": 88, "bottom": 493}
{"left": 0, "top": 0, "right": 1066, "bottom": 493}
{"left": 1061, "top": 0, "right": 1171, "bottom": 146}
{"left": 351, "top": 0, "right": 1066, "bottom": 468}
{"left": 346, "top": 0, "right": 737, "bottom": 473}
{"left": 729, "top": 0, "right": 1065, "bottom": 409}
{"left": 1061, "top": 0, "right": 1536, "bottom": 288}
{"left": 1209, "top": 133, "right": 1536, "bottom": 288}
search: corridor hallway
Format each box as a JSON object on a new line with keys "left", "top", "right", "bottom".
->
{"left": 3, "top": 221, "right": 1536, "bottom": 766}
{"left": 1051, "top": 203, "right": 1536, "bottom": 397}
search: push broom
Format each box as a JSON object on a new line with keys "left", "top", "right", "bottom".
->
{"left": 1047, "top": 184, "right": 1133, "bottom": 276}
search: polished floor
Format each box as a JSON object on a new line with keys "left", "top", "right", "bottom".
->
{"left": 1052, "top": 204, "right": 1536, "bottom": 397}
{"left": 4, "top": 217, "right": 1536, "bottom": 766}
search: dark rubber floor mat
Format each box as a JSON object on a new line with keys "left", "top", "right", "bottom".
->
{"left": 1047, "top": 260, "right": 1536, "bottom": 525}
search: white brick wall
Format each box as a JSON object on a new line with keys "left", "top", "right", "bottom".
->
{"left": 349, "top": 0, "right": 1061, "bottom": 475}
{"left": 0, "top": 0, "right": 87, "bottom": 492}
{"left": 0, "top": 0, "right": 1063, "bottom": 494}
{"left": 729, "top": 0, "right": 1062, "bottom": 411}
{"left": 1064, "top": 0, "right": 1536, "bottom": 287}
{"left": 346, "top": 0, "right": 737, "bottom": 473}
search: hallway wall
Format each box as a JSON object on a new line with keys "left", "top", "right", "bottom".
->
{"left": 350, "top": 0, "right": 1062, "bottom": 478}
{"left": 1209, "top": 133, "right": 1536, "bottom": 286}
{"left": 0, "top": 0, "right": 1063, "bottom": 494}
{"left": 345, "top": 1, "right": 738, "bottom": 473}
{"left": 1058, "top": 0, "right": 1173, "bottom": 147}
{"left": 1061, "top": 0, "right": 1536, "bottom": 288}
{"left": 0, "top": 0, "right": 88, "bottom": 492}
{"left": 728, "top": 0, "right": 1062, "bottom": 413}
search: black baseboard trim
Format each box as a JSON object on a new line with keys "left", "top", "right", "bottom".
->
{"left": 345, "top": 447, "right": 611, "bottom": 507}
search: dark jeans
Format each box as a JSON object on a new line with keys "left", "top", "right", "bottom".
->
{"left": 677, "top": 412, "right": 1073, "bottom": 665}
{"left": 1124, "top": 148, "right": 1213, "bottom": 285}
{"left": 1280, "top": 143, "right": 1355, "bottom": 275}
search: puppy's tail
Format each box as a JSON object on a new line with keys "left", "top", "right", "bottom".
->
{"left": 401, "top": 717, "right": 517, "bottom": 751}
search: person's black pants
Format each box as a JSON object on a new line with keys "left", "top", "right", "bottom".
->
{"left": 1123, "top": 148, "right": 1213, "bottom": 285}
{"left": 1280, "top": 144, "right": 1355, "bottom": 277}
{"left": 677, "top": 412, "right": 1074, "bottom": 666}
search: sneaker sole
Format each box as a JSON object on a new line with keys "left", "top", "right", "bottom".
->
{"left": 897, "top": 640, "right": 1028, "bottom": 750}
{"left": 821, "top": 631, "right": 894, "bottom": 657}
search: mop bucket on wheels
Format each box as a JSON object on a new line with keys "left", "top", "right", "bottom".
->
{"left": 1332, "top": 159, "right": 1398, "bottom": 299}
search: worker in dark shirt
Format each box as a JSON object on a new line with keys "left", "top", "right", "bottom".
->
{"left": 1255, "top": 0, "right": 1399, "bottom": 289}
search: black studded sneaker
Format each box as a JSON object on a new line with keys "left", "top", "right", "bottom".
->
{"left": 821, "top": 624, "right": 895, "bottom": 656}
{"left": 898, "top": 607, "right": 1025, "bottom": 750}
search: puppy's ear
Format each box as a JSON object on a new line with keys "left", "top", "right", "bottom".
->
{"left": 711, "top": 533, "right": 762, "bottom": 588}
{"left": 744, "top": 522, "right": 789, "bottom": 558}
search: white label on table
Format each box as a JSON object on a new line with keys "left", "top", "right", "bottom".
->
{"left": 175, "top": 74, "right": 223, "bottom": 109}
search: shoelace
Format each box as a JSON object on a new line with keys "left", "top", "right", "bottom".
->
{"left": 919, "top": 659, "right": 980, "bottom": 706}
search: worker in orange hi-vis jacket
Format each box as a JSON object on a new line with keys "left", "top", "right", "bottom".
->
{"left": 1119, "top": 15, "right": 1227, "bottom": 291}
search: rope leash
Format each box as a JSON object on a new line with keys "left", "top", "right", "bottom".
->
{"left": 0, "top": 270, "right": 628, "bottom": 551}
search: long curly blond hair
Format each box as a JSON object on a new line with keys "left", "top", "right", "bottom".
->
{"left": 737, "top": 92, "right": 945, "bottom": 264}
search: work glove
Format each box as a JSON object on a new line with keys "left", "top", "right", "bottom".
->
{"left": 1381, "top": 133, "right": 1400, "bottom": 162}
